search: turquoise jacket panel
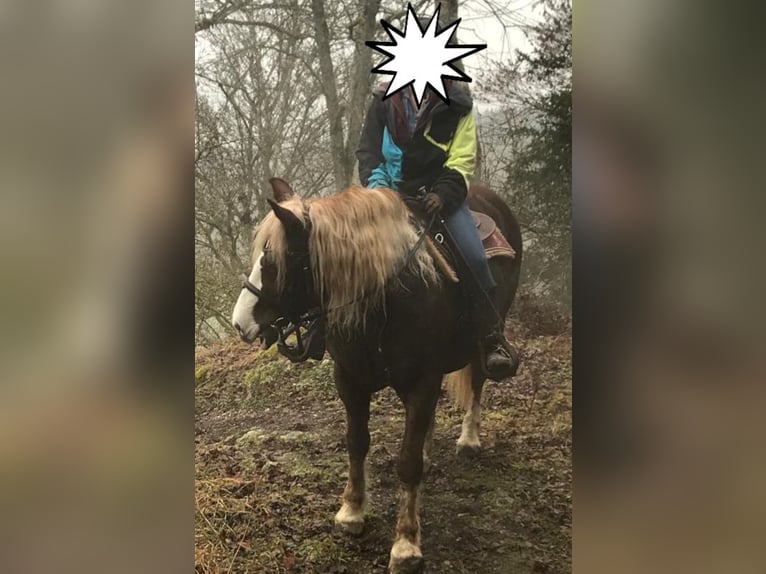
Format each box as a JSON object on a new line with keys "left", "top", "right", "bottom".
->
{"left": 367, "top": 127, "right": 403, "bottom": 191}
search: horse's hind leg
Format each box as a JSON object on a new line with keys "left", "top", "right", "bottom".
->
{"left": 389, "top": 374, "right": 441, "bottom": 574}
{"left": 334, "top": 365, "right": 370, "bottom": 535}
{"left": 456, "top": 360, "right": 486, "bottom": 457}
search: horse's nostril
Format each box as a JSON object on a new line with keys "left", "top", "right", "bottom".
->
{"left": 234, "top": 322, "right": 243, "bottom": 335}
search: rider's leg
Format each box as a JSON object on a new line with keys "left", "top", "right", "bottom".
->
{"left": 443, "top": 202, "right": 518, "bottom": 379}
{"left": 443, "top": 201, "right": 495, "bottom": 292}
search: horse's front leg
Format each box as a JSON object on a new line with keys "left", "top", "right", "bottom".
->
{"left": 334, "top": 364, "right": 371, "bottom": 535}
{"left": 389, "top": 374, "right": 441, "bottom": 574}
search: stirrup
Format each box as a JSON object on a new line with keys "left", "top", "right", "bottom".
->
{"left": 486, "top": 336, "right": 512, "bottom": 358}
{"left": 479, "top": 334, "right": 519, "bottom": 380}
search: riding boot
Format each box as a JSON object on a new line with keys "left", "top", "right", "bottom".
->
{"left": 476, "top": 288, "right": 519, "bottom": 380}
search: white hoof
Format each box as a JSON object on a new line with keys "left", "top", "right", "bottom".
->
{"left": 389, "top": 539, "right": 423, "bottom": 573}
{"left": 334, "top": 502, "right": 365, "bottom": 535}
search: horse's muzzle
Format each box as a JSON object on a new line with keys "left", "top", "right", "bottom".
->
{"left": 258, "top": 325, "right": 279, "bottom": 349}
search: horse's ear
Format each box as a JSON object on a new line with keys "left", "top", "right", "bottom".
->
{"left": 269, "top": 177, "right": 295, "bottom": 203}
{"left": 267, "top": 198, "right": 305, "bottom": 239}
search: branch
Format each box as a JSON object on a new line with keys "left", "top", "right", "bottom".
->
{"left": 195, "top": 1, "right": 303, "bottom": 33}
{"left": 195, "top": 0, "right": 252, "bottom": 33}
{"left": 200, "top": 18, "right": 309, "bottom": 39}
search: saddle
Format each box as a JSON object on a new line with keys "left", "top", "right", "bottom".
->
{"left": 426, "top": 211, "right": 516, "bottom": 283}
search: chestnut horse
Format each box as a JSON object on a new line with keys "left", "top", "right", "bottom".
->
{"left": 231, "top": 178, "right": 521, "bottom": 573}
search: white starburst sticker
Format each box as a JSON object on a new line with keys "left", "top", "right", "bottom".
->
{"left": 366, "top": 3, "right": 486, "bottom": 107}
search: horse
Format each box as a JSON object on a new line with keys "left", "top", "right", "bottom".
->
{"left": 231, "top": 178, "right": 522, "bottom": 573}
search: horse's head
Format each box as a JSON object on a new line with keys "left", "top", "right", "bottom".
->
{"left": 231, "top": 178, "right": 324, "bottom": 361}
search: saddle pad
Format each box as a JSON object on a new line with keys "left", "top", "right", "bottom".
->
{"left": 483, "top": 227, "right": 516, "bottom": 259}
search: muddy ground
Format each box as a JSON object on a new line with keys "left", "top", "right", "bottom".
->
{"left": 195, "top": 316, "right": 571, "bottom": 574}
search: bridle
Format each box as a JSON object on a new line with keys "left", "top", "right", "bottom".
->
{"left": 242, "top": 205, "right": 436, "bottom": 363}
{"left": 241, "top": 244, "right": 325, "bottom": 364}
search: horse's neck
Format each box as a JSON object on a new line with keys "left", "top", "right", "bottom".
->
{"left": 310, "top": 205, "right": 430, "bottom": 333}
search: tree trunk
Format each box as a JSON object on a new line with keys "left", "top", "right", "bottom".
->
{"left": 345, "top": 0, "right": 382, "bottom": 184}
{"left": 310, "top": 0, "right": 349, "bottom": 191}
{"left": 441, "top": 0, "right": 458, "bottom": 24}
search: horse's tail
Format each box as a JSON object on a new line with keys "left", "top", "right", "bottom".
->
{"left": 445, "top": 364, "right": 473, "bottom": 411}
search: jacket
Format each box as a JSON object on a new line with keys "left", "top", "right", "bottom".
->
{"left": 356, "top": 83, "right": 477, "bottom": 216}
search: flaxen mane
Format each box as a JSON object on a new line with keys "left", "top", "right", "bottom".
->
{"left": 252, "top": 186, "right": 439, "bottom": 332}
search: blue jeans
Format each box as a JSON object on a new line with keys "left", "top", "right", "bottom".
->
{"left": 444, "top": 201, "right": 496, "bottom": 293}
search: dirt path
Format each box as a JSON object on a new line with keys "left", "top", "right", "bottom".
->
{"left": 195, "top": 325, "right": 571, "bottom": 574}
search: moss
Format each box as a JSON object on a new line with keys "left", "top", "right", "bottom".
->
{"left": 236, "top": 428, "right": 269, "bottom": 448}
{"left": 195, "top": 364, "right": 212, "bottom": 384}
{"left": 244, "top": 359, "right": 288, "bottom": 385}
{"left": 298, "top": 534, "right": 347, "bottom": 565}
{"left": 293, "top": 359, "right": 334, "bottom": 389}
{"left": 242, "top": 356, "right": 299, "bottom": 403}
{"left": 288, "top": 483, "right": 310, "bottom": 497}
{"left": 277, "top": 450, "right": 345, "bottom": 479}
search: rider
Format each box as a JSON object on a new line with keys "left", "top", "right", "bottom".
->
{"left": 356, "top": 79, "right": 517, "bottom": 380}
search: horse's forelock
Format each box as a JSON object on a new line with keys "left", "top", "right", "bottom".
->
{"left": 251, "top": 198, "right": 307, "bottom": 290}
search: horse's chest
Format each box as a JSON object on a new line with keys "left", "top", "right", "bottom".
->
{"left": 328, "top": 335, "right": 423, "bottom": 390}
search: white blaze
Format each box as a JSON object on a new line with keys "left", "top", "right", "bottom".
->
{"left": 231, "top": 253, "right": 263, "bottom": 341}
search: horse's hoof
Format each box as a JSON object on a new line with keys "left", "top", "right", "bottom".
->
{"left": 334, "top": 517, "right": 364, "bottom": 535}
{"left": 456, "top": 441, "right": 481, "bottom": 458}
{"left": 389, "top": 539, "right": 423, "bottom": 573}
{"left": 334, "top": 504, "right": 365, "bottom": 535}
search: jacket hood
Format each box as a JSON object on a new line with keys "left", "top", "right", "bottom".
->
{"left": 372, "top": 81, "right": 473, "bottom": 112}
{"left": 441, "top": 81, "right": 473, "bottom": 112}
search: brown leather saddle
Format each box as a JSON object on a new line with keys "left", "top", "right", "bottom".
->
{"left": 426, "top": 211, "right": 516, "bottom": 283}
{"left": 471, "top": 210, "right": 496, "bottom": 240}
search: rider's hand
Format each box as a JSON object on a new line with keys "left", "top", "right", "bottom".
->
{"left": 423, "top": 192, "right": 443, "bottom": 215}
